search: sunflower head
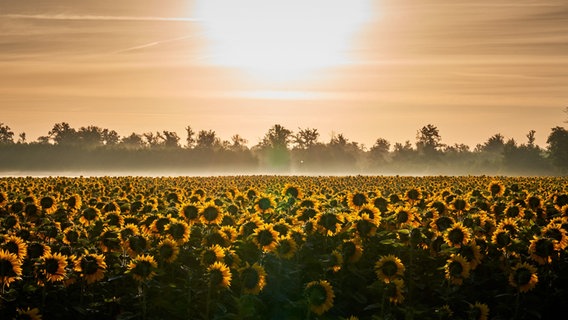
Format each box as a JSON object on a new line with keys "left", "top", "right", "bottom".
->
{"left": 508, "top": 262, "right": 538, "bottom": 293}
{"left": 208, "top": 261, "right": 231, "bottom": 289}
{"left": 375, "top": 255, "right": 405, "bottom": 283}
{"left": 239, "top": 263, "right": 267, "bottom": 295}
{"left": 0, "top": 249, "right": 23, "bottom": 287}
{"left": 128, "top": 254, "right": 158, "bottom": 282}
{"left": 305, "top": 280, "right": 335, "bottom": 316}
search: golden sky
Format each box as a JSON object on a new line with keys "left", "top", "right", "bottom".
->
{"left": 1, "top": 0, "right": 567, "bottom": 148}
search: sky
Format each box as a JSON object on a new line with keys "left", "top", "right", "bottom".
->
{"left": 1, "top": 0, "right": 567, "bottom": 149}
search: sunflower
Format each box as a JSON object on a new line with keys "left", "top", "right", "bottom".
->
{"left": 180, "top": 203, "right": 201, "bottom": 225}
{"left": 27, "top": 242, "right": 51, "bottom": 260}
{"left": 128, "top": 254, "right": 158, "bottom": 282}
{"left": 392, "top": 205, "right": 419, "bottom": 228}
{"left": 490, "top": 227, "right": 513, "bottom": 252}
{"left": 254, "top": 194, "right": 276, "bottom": 215}
{"left": 429, "top": 215, "right": 455, "bottom": 236}
{"left": 165, "top": 219, "right": 190, "bottom": 245}
{"left": 104, "top": 211, "right": 124, "bottom": 228}
{"left": 352, "top": 215, "right": 379, "bottom": 238}
{"left": 37, "top": 252, "right": 68, "bottom": 283}
{"left": 99, "top": 227, "right": 121, "bottom": 253}
{"left": 118, "top": 224, "right": 139, "bottom": 244}
{"left": 528, "top": 236, "right": 556, "bottom": 265}
{"left": 220, "top": 225, "right": 238, "bottom": 244}
{"left": 435, "top": 305, "right": 454, "bottom": 320}
{"left": 443, "top": 222, "right": 471, "bottom": 248}
{"left": 504, "top": 203, "right": 525, "bottom": 219}
{"left": 200, "top": 202, "right": 224, "bottom": 225}
{"left": 123, "top": 234, "right": 149, "bottom": 258}
{"left": 444, "top": 254, "right": 471, "bottom": 285}
{"left": 0, "top": 249, "right": 23, "bottom": 287}
{"left": 239, "top": 262, "right": 267, "bottom": 295}
{"left": 296, "top": 207, "right": 320, "bottom": 222}
{"left": 66, "top": 194, "right": 82, "bottom": 211}
{"left": 274, "top": 235, "right": 298, "bottom": 260}
{"left": 384, "top": 278, "right": 405, "bottom": 305}
{"left": 156, "top": 239, "right": 180, "bottom": 264}
{"left": 458, "top": 241, "right": 483, "bottom": 270}
{"left": 252, "top": 224, "right": 279, "bottom": 252}
{"left": 2, "top": 213, "right": 20, "bottom": 230}
{"left": 347, "top": 191, "right": 368, "bottom": 210}
{"left": 0, "top": 191, "right": 7, "bottom": 207}
{"left": 375, "top": 255, "right": 405, "bottom": 283}
{"left": 305, "top": 280, "right": 335, "bottom": 315}
{"left": 341, "top": 239, "right": 363, "bottom": 264}
{"left": 62, "top": 226, "right": 84, "bottom": 246}
{"left": 15, "top": 307, "right": 42, "bottom": 320}
{"left": 79, "top": 207, "right": 100, "bottom": 226}
{"left": 238, "top": 214, "right": 264, "bottom": 238}
{"left": 2, "top": 235, "right": 28, "bottom": 261}
{"left": 74, "top": 252, "right": 107, "bottom": 284}
{"left": 327, "top": 250, "right": 343, "bottom": 273}
{"left": 469, "top": 301, "right": 490, "bottom": 320}
{"left": 200, "top": 244, "right": 225, "bottom": 266}
{"left": 488, "top": 180, "right": 505, "bottom": 197}
{"left": 404, "top": 187, "right": 422, "bottom": 203}
{"left": 508, "top": 262, "right": 538, "bottom": 293}
{"left": 315, "top": 211, "right": 345, "bottom": 236}
{"left": 208, "top": 261, "right": 232, "bottom": 289}
{"left": 282, "top": 183, "right": 303, "bottom": 199}
{"left": 149, "top": 215, "right": 171, "bottom": 234}
{"left": 541, "top": 222, "right": 568, "bottom": 250}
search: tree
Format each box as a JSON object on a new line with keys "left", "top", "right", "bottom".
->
{"left": 0, "top": 123, "right": 15, "bottom": 144}
{"left": 78, "top": 126, "right": 104, "bottom": 147}
{"left": 185, "top": 126, "right": 196, "bottom": 149}
{"left": 416, "top": 124, "right": 443, "bottom": 155}
{"left": 369, "top": 138, "right": 391, "bottom": 164}
{"left": 121, "top": 133, "right": 145, "bottom": 149}
{"left": 293, "top": 128, "right": 319, "bottom": 149}
{"left": 228, "top": 134, "right": 248, "bottom": 151}
{"left": 547, "top": 126, "right": 568, "bottom": 172}
{"left": 49, "top": 122, "right": 78, "bottom": 146}
{"left": 195, "top": 130, "right": 220, "bottom": 150}
{"left": 159, "top": 131, "right": 180, "bottom": 148}
{"left": 143, "top": 132, "right": 160, "bottom": 148}
{"left": 260, "top": 124, "right": 292, "bottom": 149}
{"left": 17, "top": 132, "right": 26, "bottom": 144}
{"left": 476, "top": 134, "right": 505, "bottom": 153}
{"left": 102, "top": 129, "right": 120, "bottom": 146}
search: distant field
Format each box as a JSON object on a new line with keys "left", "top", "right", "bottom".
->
{"left": 1, "top": 175, "right": 567, "bottom": 319}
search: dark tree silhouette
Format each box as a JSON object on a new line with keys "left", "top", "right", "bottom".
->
{"left": 416, "top": 124, "right": 443, "bottom": 156}
{"left": 547, "top": 127, "right": 568, "bottom": 172}
{"left": 0, "top": 123, "right": 15, "bottom": 144}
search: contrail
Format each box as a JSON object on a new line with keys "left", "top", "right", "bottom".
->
{"left": 2, "top": 14, "right": 200, "bottom": 22}
{"left": 112, "top": 35, "right": 194, "bottom": 54}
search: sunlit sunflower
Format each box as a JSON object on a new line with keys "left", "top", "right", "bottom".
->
{"left": 341, "top": 238, "right": 363, "bottom": 264}
{"left": 37, "top": 252, "right": 68, "bottom": 283}
{"left": 238, "top": 213, "right": 264, "bottom": 237}
{"left": 282, "top": 183, "right": 303, "bottom": 199}
{"left": 305, "top": 280, "right": 335, "bottom": 316}
{"left": 429, "top": 215, "right": 456, "bottom": 236}
{"left": 490, "top": 227, "right": 513, "bottom": 252}
{"left": 384, "top": 278, "right": 405, "bottom": 305}
{"left": 444, "top": 254, "right": 471, "bottom": 285}
{"left": 123, "top": 234, "right": 149, "bottom": 258}
{"left": 488, "top": 180, "right": 505, "bottom": 197}
{"left": 443, "top": 222, "right": 471, "bottom": 248}
{"left": 208, "top": 261, "right": 232, "bottom": 289}
{"left": 156, "top": 238, "right": 179, "bottom": 264}
{"left": 200, "top": 202, "right": 224, "bottom": 225}
{"left": 528, "top": 236, "right": 556, "bottom": 265}
{"left": 252, "top": 224, "right": 279, "bottom": 252}
{"left": 201, "top": 244, "right": 225, "bottom": 266}
{"left": 347, "top": 191, "right": 368, "bottom": 210}
{"left": 0, "top": 191, "right": 8, "bottom": 207}
{"left": 315, "top": 210, "right": 346, "bottom": 236}
{"left": 327, "top": 250, "right": 343, "bottom": 273}
{"left": 404, "top": 187, "right": 422, "bottom": 204}
{"left": 450, "top": 197, "right": 471, "bottom": 214}
{"left": 179, "top": 203, "right": 201, "bottom": 225}
{"left": 254, "top": 193, "right": 277, "bottom": 215}
{"left": 2, "top": 235, "right": 28, "bottom": 261}
{"left": 79, "top": 207, "right": 101, "bottom": 226}
{"left": 508, "top": 262, "right": 538, "bottom": 293}
{"left": 0, "top": 249, "right": 23, "bottom": 287}
{"left": 469, "top": 301, "right": 490, "bottom": 320}
{"left": 118, "top": 224, "right": 139, "bottom": 244}
{"left": 219, "top": 225, "right": 238, "bottom": 244}
{"left": 15, "top": 307, "right": 43, "bottom": 320}
{"left": 128, "top": 254, "right": 158, "bottom": 282}
{"left": 74, "top": 252, "right": 107, "bottom": 284}
{"left": 66, "top": 194, "right": 82, "bottom": 211}
{"left": 541, "top": 222, "right": 568, "bottom": 250}
{"left": 391, "top": 205, "right": 419, "bottom": 228}
{"left": 275, "top": 235, "right": 298, "bottom": 260}
{"left": 375, "top": 255, "right": 405, "bottom": 283}
{"left": 149, "top": 215, "right": 171, "bottom": 234}
{"left": 165, "top": 219, "right": 190, "bottom": 245}
{"left": 504, "top": 203, "right": 525, "bottom": 219}
{"left": 239, "top": 262, "right": 267, "bottom": 295}
{"left": 39, "top": 195, "right": 58, "bottom": 215}
{"left": 62, "top": 226, "right": 84, "bottom": 246}
{"left": 352, "top": 215, "right": 379, "bottom": 238}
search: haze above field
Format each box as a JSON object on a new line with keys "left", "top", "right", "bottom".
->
{"left": 1, "top": 0, "right": 567, "bottom": 148}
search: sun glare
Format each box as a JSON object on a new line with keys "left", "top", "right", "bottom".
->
{"left": 194, "top": 0, "right": 372, "bottom": 82}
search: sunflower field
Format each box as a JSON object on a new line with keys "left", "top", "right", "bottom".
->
{"left": 1, "top": 175, "right": 568, "bottom": 319}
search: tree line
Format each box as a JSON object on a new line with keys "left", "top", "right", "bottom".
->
{"left": 0, "top": 121, "right": 567, "bottom": 175}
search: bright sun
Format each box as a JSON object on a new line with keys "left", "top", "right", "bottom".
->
{"left": 194, "top": 0, "right": 372, "bottom": 82}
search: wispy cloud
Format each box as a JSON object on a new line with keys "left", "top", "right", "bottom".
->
{"left": 1, "top": 14, "right": 199, "bottom": 22}
{"left": 112, "top": 35, "right": 194, "bottom": 54}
